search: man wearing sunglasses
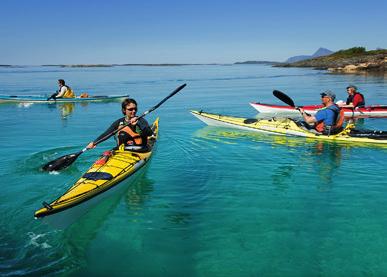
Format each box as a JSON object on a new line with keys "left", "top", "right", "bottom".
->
{"left": 299, "top": 91, "right": 342, "bottom": 134}
{"left": 86, "top": 98, "right": 153, "bottom": 149}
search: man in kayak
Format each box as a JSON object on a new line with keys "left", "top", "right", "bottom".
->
{"left": 86, "top": 98, "right": 153, "bottom": 150}
{"left": 338, "top": 85, "right": 365, "bottom": 108}
{"left": 47, "top": 79, "right": 75, "bottom": 100}
{"left": 299, "top": 91, "right": 341, "bottom": 134}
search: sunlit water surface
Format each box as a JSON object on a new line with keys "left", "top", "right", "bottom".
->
{"left": 1, "top": 65, "right": 387, "bottom": 276}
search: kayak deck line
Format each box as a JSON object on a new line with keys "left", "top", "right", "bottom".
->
{"left": 48, "top": 154, "right": 141, "bottom": 206}
{"left": 35, "top": 159, "right": 146, "bottom": 218}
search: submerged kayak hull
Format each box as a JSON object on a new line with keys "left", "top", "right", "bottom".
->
{"left": 34, "top": 119, "right": 159, "bottom": 227}
{"left": 250, "top": 102, "right": 387, "bottom": 118}
{"left": 0, "top": 94, "right": 128, "bottom": 103}
{"left": 191, "top": 110, "right": 387, "bottom": 145}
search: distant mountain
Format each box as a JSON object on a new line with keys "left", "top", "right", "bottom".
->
{"left": 285, "top": 48, "right": 333, "bottom": 63}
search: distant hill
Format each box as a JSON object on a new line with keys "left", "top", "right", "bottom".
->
{"left": 276, "top": 47, "right": 387, "bottom": 72}
{"left": 285, "top": 48, "right": 333, "bottom": 63}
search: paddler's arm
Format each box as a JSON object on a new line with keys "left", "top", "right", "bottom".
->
{"left": 299, "top": 108, "right": 317, "bottom": 124}
{"left": 56, "top": 86, "right": 66, "bottom": 98}
{"left": 86, "top": 119, "right": 121, "bottom": 149}
{"left": 338, "top": 103, "right": 355, "bottom": 109}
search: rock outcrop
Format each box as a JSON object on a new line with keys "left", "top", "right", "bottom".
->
{"left": 277, "top": 47, "right": 387, "bottom": 73}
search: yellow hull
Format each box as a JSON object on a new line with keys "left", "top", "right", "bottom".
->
{"left": 35, "top": 118, "right": 159, "bottom": 219}
{"left": 191, "top": 110, "right": 387, "bottom": 145}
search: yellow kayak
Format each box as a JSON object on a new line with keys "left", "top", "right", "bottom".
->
{"left": 34, "top": 118, "right": 159, "bottom": 226}
{"left": 191, "top": 110, "right": 387, "bottom": 145}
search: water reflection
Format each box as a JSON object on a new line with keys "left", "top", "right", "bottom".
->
{"left": 47, "top": 102, "right": 76, "bottom": 119}
{"left": 194, "top": 126, "right": 347, "bottom": 192}
{"left": 310, "top": 142, "right": 343, "bottom": 190}
{"left": 125, "top": 173, "right": 154, "bottom": 214}
{"left": 194, "top": 125, "right": 310, "bottom": 148}
{"left": 58, "top": 103, "right": 75, "bottom": 119}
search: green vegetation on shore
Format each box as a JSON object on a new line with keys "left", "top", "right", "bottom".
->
{"left": 276, "top": 47, "right": 387, "bottom": 72}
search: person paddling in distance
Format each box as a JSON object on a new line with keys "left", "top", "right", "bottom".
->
{"left": 47, "top": 79, "right": 75, "bottom": 100}
{"left": 86, "top": 98, "right": 153, "bottom": 152}
{"left": 338, "top": 85, "right": 365, "bottom": 109}
{"left": 299, "top": 91, "right": 343, "bottom": 135}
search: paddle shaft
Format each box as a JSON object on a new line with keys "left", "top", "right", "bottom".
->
{"left": 90, "top": 83, "right": 187, "bottom": 148}
{"left": 42, "top": 84, "right": 186, "bottom": 171}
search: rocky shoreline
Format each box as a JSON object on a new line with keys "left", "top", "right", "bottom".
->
{"left": 275, "top": 48, "right": 387, "bottom": 73}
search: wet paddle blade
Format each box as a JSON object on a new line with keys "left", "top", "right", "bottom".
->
{"left": 42, "top": 151, "right": 82, "bottom": 171}
{"left": 273, "top": 90, "right": 296, "bottom": 107}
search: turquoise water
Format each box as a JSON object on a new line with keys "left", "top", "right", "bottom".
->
{"left": 1, "top": 65, "right": 387, "bottom": 276}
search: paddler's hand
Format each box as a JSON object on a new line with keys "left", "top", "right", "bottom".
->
{"left": 129, "top": 116, "right": 139, "bottom": 126}
{"left": 86, "top": 142, "right": 96, "bottom": 149}
{"left": 298, "top": 107, "right": 305, "bottom": 115}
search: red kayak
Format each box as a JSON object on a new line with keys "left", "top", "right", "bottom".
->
{"left": 249, "top": 102, "right": 387, "bottom": 118}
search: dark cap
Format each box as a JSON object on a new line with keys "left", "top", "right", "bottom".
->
{"left": 346, "top": 85, "right": 358, "bottom": 90}
{"left": 320, "top": 90, "right": 336, "bottom": 101}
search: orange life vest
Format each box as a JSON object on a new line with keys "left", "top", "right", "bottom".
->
{"left": 315, "top": 106, "right": 344, "bottom": 133}
{"left": 334, "top": 109, "right": 345, "bottom": 129}
{"left": 117, "top": 125, "right": 143, "bottom": 145}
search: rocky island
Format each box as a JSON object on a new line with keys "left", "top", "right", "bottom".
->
{"left": 276, "top": 47, "right": 387, "bottom": 73}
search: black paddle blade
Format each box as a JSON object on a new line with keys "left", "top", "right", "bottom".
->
{"left": 273, "top": 90, "right": 295, "bottom": 108}
{"left": 42, "top": 151, "right": 82, "bottom": 171}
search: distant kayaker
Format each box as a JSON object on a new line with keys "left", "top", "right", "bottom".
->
{"left": 299, "top": 91, "right": 342, "bottom": 134}
{"left": 338, "top": 85, "right": 365, "bottom": 108}
{"left": 86, "top": 98, "right": 153, "bottom": 149}
{"left": 47, "top": 79, "right": 75, "bottom": 100}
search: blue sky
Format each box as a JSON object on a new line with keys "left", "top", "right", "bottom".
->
{"left": 1, "top": 0, "right": 386, "bottom": 65}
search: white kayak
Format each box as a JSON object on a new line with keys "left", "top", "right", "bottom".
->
{"left": 249, "top": 102, "right": 387, "bottom": 118}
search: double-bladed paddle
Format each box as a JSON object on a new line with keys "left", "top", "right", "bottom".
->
{"left": 42, "top": 83, "right": 187, "bottom": 172}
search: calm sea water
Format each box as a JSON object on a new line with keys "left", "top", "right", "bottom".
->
{"left": 1, "top": 65, "right": 387, "bottom": 276}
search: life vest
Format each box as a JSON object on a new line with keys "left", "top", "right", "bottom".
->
{"left": 315, "top": 105, "right": 343, "bottom": 133}
{"left": 116, "top": 124, "right": 143, "bottom": 146}
{"left": 63, "top": 86, "right": 75, "bottom": 98}
{"left": 334, "top": 108, "right": 345, "bottom": 129}
{"left": 346, "top": 92, "right": 365, "bottom": 107}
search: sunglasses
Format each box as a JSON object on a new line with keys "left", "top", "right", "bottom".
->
{"left": 126, "top": 107, "right": 137, "bottom": 111}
